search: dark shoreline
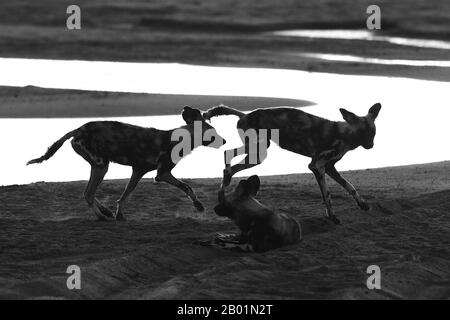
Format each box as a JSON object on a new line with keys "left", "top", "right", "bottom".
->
{"left": 0, "top": 86, "right": 314, "bottom": 118}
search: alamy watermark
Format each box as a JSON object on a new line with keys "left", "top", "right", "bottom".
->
{"left": 66, "top": 5, "right": 81, "bottom": 30}
{"left": 366, "top": 265, "right": 381, "bottom": 290}
{"left": 66, "top": 265, "right": 81, "bottom": 290}
{"left": 366, "top": 5, "right": 381, "bottom": 30}
{"left": 170, "top": 121, "right": 279, "bottom": 165}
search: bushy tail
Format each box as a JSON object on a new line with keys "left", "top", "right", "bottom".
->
{"left": 203, "top": 104, "right": 245, "bottom": 120}
{"left": 26, "top": 129, "right": 78, "bottom": 165}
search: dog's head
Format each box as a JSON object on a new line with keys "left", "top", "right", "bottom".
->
{"left": 214, "top": 175, "right": 261, "bottom": 219}
{"left": 181, "top": 106, "right": 226, "bottom": 148}
{"left": 339, "top": 103, "right": 381, "bottom": 149}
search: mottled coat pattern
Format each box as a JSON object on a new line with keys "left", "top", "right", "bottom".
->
{"left": 28, "top": 107, "right": 225, "bottom": 221}
{"left": 214, "top": 175, "right": 301, "bottom": 252}
{"left": 204, "top": 103, "right": 381, "bottom": 224}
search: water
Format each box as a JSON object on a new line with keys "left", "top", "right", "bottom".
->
{"left": 274, "top": 29, "right": 450, "bottom": 67}
{"left": 272, "top": 29, "right": 450, "bottom": 50}
{"left": 0, "top": 58, "right": 449, "bottom": 186}
{"left": 297, "top": 53, "right": 450, "bottom": 67}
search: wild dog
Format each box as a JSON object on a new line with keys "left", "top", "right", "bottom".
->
{"left": 203, "top": 103, "right": 381, "bottom": 224}
{"left": 214, "top": 175, "right": 301, "bottom": 252}
{"left": 27, "top": 106, "right": 226, "bottom": 221}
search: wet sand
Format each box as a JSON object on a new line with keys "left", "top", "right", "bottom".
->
{"left": 0, "top": 86, "right": 313, "bottom": 118}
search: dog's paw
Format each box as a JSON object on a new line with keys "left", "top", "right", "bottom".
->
{"left": 98, "top": 205, "right": 113, "bottom": 218}
{"left": 358, "top": 199, "right": 370, "bottom": 211}
{"left": 114, "top": 211, "right": 127, "bottom": 221}
{"left": 193, "top": 200, "right": 205, "bottom": 212}
{"left": 116, "top": 215, "right": 127, "bottom": 222}
{"left": 329, "top": 215, "right": 341, "bottom": 225}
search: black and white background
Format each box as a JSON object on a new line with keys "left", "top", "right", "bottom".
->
{"left": 0, "top": 0, "right": 449, "bottom": 301}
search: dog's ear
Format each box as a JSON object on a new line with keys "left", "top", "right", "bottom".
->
{"left": 246, "top": 175, "right": 260, "bottom": 196}
{"left": 367, "top": 103, "right": 381, "bottom": 120}
{"left": 236, "top": 175, "right": 260, "bottom": 197}
{"left": 339, "top": 108, "right": 359, "bottom": 124}
{"left": 182, "top": 106, "right": 202, "bottom": 124}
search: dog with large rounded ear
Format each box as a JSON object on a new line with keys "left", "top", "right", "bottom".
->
{"left": 236, "top": 175, "right": 261, "bottom": 197}
{"left": 339, "top": 108, "right": 359, "bottom": 124}
{"left": 367, "top": 103, "right": 381, "bottom": 120}
{"left": 182, "top": 106, "right": 203, "bottom": 124}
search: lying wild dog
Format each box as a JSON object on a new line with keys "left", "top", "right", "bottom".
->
{"left": 203, "top": 103, "right": 381, "bottom": 224}
{"left": 27, "top": 107, "right": 226, "bottom": 221}
{"left": 213, "top": 175, "right": 301, "bottom": 252}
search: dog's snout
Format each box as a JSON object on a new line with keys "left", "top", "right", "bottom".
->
{"left": 214, "top": 133, "right": 226, "bottom": 145}
{"left": 203, "top": 128, "right": 226, "bottom": 148}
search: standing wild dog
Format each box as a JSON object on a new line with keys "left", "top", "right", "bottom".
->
{"left": 203, "top": 103, "right": 381, "bottom": 224}
{"left": 214, "top": 175, "right": 301, "bottom": 252}
{"left": 27, "top": 107, "right": 226, "bottom": 221}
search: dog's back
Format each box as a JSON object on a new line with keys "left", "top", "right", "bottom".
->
{"left": 237, "top": 107, "right": 340, "bottom": 156}
{"left": 273, "top": 211, "right": 302, "bottom": 245}
{"left": 249, "top": 211, "right": 301, "bottom": 252}
{"left": 73, "top": 121, "right": 169, "bottom": 167}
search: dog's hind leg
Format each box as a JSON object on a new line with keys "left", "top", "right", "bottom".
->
{"left": 84, "top": 164, "right": 110, "bottom": 221}
{"left": 325, "top": 163, "right": 369, "bottom": 211}
{"left": 71, "top": 139, "right": 112, "bottom": 220}
{"left": 115, "top": 167, "right": 147, "bottom": 221}
{"left": 308, "top": 159, "right": 340, "bottom": 224}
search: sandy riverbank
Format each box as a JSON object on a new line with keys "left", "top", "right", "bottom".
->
{"left": 1, "top": 161, "right": 449, "bottom": 299}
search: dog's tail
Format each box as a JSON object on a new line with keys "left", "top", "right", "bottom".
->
{"left": 26, "top": 129, "right": 78, "bottom": 165}
{"left": 203, "top": 104, "right": 245, "bottom": 120}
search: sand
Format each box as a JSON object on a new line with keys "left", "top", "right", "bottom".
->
{"left": 1, "top": 161, "right": 449, "bottom": 299}
{"left": 0, "top": 86, "right": 313, "bottom": 118}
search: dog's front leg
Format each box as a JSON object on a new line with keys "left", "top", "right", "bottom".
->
{"left": 221, "top": 148, "right": 236, "bottom": 189}
{"left": 221, "top": 146, "right": 247, "bottom": 188}
{"left": 115, "top": 167, "right": 147, "bottom": 221}
{"left": 222, "top": 140, "right": 269, "bottom": 188}
{"left": 156, "top": 170, "right": 204, "bottom": 212}
{"left": 308, "top": 160, "right": 340, "bottom": 224}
